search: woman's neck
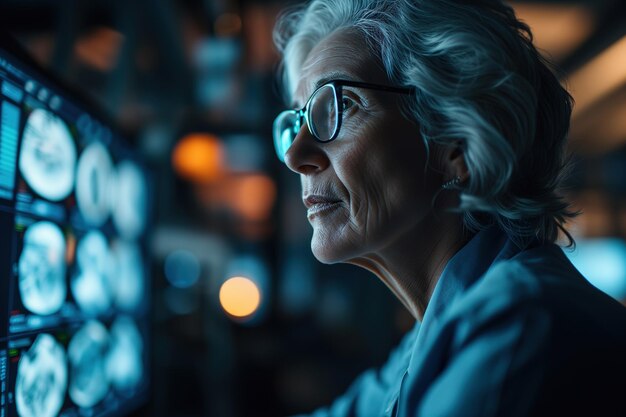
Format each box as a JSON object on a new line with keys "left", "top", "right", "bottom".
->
{"left": 349, "top": 212, "right": 472, "bottom": 320}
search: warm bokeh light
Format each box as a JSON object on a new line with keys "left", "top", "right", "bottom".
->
{"left": 219, "top": 276, "right": 261, "bottom": 318}
{"left": 229, "top": 174, "right": 277, "bottom": 222}
{"left": 568, "top": 35, "right": 626, "bottom": 119}
{"left": 510, "top": 2, "right": 594, "bottom": 62}
{"left": 569, "top": 87, "right": 626, "bottom": 154}
{"left": 193, "top": 173, "right": 277, "bottom": 223}
{"left": 215, "top": 13, "right": 242, "bottom": 37}
{"left": 74, "top": 27, "right": 125, "bottom": 72}
{"left": 568, "top": 191, "right": 613, "bottom": 237}
{"left": 65, "top": 230, "right": 76, "bottom": 265}
{"left": 566, "top": 35, "right": 626, "bottom": 154}
{"left": 172, "top": 133, "right": 224, "bottom": 183}
{"left": 243, "top": 5, "right": 280, "bottom": 71}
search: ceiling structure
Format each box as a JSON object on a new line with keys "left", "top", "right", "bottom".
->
{"left": 510, "top": 0, "right": 626, "bottom": 155}
{"left": 0, "top": 0, "right": 624, "bottom": 155}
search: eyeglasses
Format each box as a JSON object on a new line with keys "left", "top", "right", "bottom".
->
{"left": 273, "top": 79, "right": 414, "bottom": 162}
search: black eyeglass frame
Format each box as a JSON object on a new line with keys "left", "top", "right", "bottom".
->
{"left": 276, "top": 79, "right": 415, "bottom": 144}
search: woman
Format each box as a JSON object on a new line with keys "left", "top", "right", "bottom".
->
{"left": 272, "top": 0, "right": 626, "bottom": 416}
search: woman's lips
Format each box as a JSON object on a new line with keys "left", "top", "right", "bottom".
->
{"left": 303, "top": 195, "right": 342, "bottom": 218}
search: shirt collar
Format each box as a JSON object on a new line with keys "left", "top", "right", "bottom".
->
{"left": 425, "top": 225, "right": 523, "bottom": 321}
{"left": 410, "top": 225, "right": 527, "bottom": 358}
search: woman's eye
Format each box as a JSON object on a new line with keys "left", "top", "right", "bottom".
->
{"left": 342, "top": 97, "right": 355, "bottom": 112}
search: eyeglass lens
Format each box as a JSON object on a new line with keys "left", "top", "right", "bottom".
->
{"left": 273, "top": 111, "right": 298, "bottom": 162}
{"left": 309, "top": 85, "right": 338, "bottom": 142}
{"left": 273, "top": 84, "right": 339, "bottom": 161}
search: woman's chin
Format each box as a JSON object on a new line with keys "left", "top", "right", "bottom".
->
{"left": 310, "top": 230, "right": 358, "bottom": 265}
{"left": 311, "top": 247, "right": 343, "bottom": 265}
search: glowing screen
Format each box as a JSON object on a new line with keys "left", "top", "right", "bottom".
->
{"left": 0, "top": 36, "right": 150, "bottom": 417}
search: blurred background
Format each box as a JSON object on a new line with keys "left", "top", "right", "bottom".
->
{"left": 1, "top": 0, "right": 625, "bottom": 416}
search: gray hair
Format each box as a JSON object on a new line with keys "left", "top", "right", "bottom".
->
{"left": 274, "top": 0, "right": 577, "bottom": 248}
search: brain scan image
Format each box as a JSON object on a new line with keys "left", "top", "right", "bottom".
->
{"left": 71, "top": 231, "right": 114, "bottom": 315}
{"left": 68, "top": 320, "right": 110, "bottom": 408}
{"left": 18, "top": 108, "right": 76, "bottom": 201}
{"left": 110, "top": 161, "right": 147, "bottom": 239}
{"left": 110, "top": 240, "right": 145, "bottom": 312}
{"left": 18, "top": 221, "right": 67, "bottom": 315}
{"left": 106, "top": 316, "right": 143, "bottom": 391}
{"left": 15, "top": 333, "right": 68, "bottom": 417}
{"left": 76, "top": 142, "right": 113, "bottom": 226}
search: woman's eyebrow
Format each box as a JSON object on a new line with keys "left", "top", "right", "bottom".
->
{"left": 313, "top": 72, "right": 357, "bottom": 89}
{"left": 290, "top": 71, "right": 362, "bottom": 108}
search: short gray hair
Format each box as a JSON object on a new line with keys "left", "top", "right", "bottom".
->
{"left": 274, "top": 0, "right": 577, "bottom": 248}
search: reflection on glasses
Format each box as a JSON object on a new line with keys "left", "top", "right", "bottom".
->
{"left": 273, "top": 79, "right": 414, "bottom": 162}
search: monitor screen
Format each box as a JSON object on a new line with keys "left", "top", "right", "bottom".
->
{"left": 0, "top": 34, "right": 150, "bottom": 417}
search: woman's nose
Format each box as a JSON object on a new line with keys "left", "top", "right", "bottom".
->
{"left": 284, "top": 123, "right": 329, "bottom": 175}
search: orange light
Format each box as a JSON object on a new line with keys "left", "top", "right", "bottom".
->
{"left": 219, "top": 276, "right": 261, "bottom": 318}
{"left": 195, "top": 173, "right": 277, "bottom": 221}
{"left": 65, "top": 231, "right": 76, "bottom": 265}
{"left": 568, "top": 191, "right": 612, "bottom": 237}
{"left": 243, "top": 5, "right": 279, "bottom": 71}
{"left": 568, "top": 36, "right": 626, "bottom": 118}
{"left": 568, "top": 88, "right": 626, "bottom": 154}
{"left": 172, "top": 133, "right": 224, "bottom": 183}
{"left": 74, "top": 27, "right": 125, "bottom": 72}
{"left": 509, "top": 2, "right": 594, "bottom": 62}
{"left": 215, "top": 13, "right": 242, "bottom": 37}
{"left": 229, "top": 174, "right": 276, "bottom": 222}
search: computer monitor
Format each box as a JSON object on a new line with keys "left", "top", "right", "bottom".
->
{"left": 0, "top": 32, "right": 150, "bottom": 417}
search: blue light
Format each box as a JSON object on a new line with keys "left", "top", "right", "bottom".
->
{"left": 279, "top": 256, "right": 315, "bottom": 315}
{"left": 164, "top": 250, "right": 201, "bottom": 289}
{"left": 565, "top": 238, "right": 626, "bottom": 301}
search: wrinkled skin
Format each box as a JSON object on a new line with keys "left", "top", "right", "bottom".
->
{"left": 285, "top": 30, "right": 469, "bottom": 319}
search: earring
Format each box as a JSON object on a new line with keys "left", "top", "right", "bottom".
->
{"left": 441, "top": 176, "right": 462, "bottom": 190}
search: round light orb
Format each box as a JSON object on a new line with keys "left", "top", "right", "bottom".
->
{"left": 219, "top": 276, "right": 261, "bottom": 318}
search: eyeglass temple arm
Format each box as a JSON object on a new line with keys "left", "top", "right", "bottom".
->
{"left": 333, "top": 79, "right": 414, "bottom": 95}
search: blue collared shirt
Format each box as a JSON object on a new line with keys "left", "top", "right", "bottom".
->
{"left": 295, "top": 226, "right": 626, "bottom": 417}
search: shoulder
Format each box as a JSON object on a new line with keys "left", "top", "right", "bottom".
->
{"left": 439, "top": 242, "right": 626, "bottom": 378}
{"left": 438, "top": 242, "right": 626, "bottom": 356}
{"left": 408, "top": 244, "right": 626, "bottom": 416}
{"left": 453, "top": 243, "right": 625, "bottom": 317}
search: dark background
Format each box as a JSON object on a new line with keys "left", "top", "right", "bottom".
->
{"left": 1, "top": 0, "right": 625, "bottom": 416}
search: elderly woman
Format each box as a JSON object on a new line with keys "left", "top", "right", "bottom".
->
{"left": 272, "top": 0, "right": 626, "bottom": 416}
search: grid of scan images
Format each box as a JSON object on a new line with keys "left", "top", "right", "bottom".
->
{"left": 0, "top": 41, "right": 150, "bottom": 417}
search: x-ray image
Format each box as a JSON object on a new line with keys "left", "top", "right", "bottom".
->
{"left": 68, "top": 320, "right": 110, "bottom": 408}
{"left": 18, "top": 108, "right": 76, "bottom": 201}
{"left": 1, "top": 41, "right": 150, "bottom": 417}
{"left": 15, "top": 333, "right": 68, "bottom": 417}
{"left": 106, "top": 316, "right": 143, "bottom": 391}
{"left": 18, "top": 221, "right": 67, "bottom": 315}
{"left": 71, "top": 231, "right": 114, "bottom": 315}
{"left": 110, "top": 161, "right": 147, "bottom": 240}
{"left": 110, "top": 241, "right": 144, "bottom": 312}
{"left": 76, "top": 142, "right": 113, "bottom": 226}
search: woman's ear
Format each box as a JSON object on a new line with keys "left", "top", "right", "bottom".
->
{"left": 443, "top": 141, "right": 469, "bottom": 183}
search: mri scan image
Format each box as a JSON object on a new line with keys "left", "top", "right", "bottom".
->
{"left": 106, "top": 316, "right": 143, "bottom": 391}
{"left": 18, "top": 108, "right": 76, "bottom": 201}
{"left": 76, "top": 142, "right": 113, "bottom": 226}
{"left": 68, "top": 320, "right": 110, "bottom": 408}
{"left": 110, "top": 240, "right": 145, "bottom": 312}
{"left": 18, "top": 221, "right": 67, "bottom": 315}
{"left": 110, "top": 161, "right": 147, "bottom": 240}
{"left": 71, "top": 231, "right": 114, "bottom": 316}
{"left": 15, "top": 333, "right": 68, "bottom": 417}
